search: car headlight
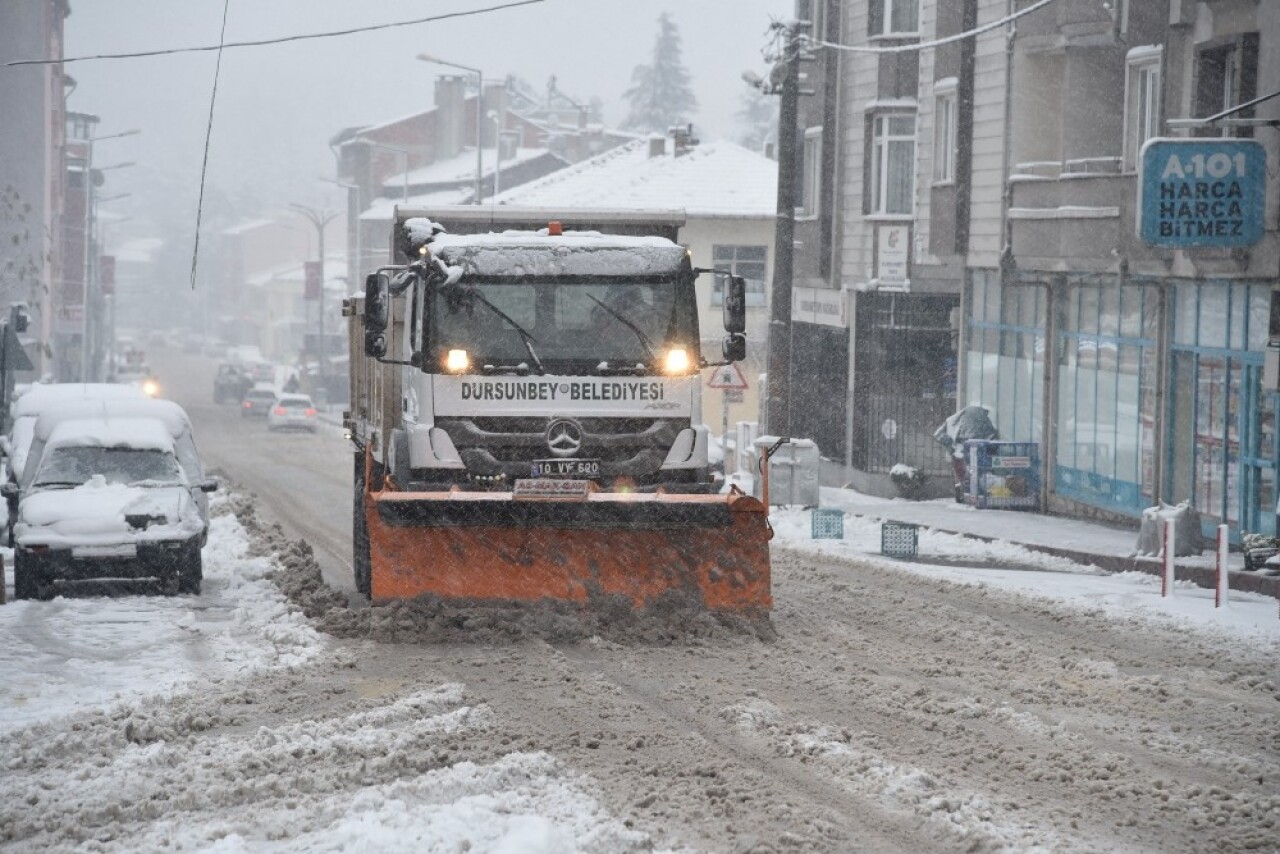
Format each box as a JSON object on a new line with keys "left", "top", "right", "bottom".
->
{"left": 142, "top": 378, "right": 161, "bottom": 397}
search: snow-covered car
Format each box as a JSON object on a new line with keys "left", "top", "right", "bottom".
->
{"left": 4, "top": 383, "right": 149, "bottom": 485}
{"left": 267, "top": 393, "right": 318, "bottom": 432}
{"left": 241, "top": 386, "right": 277, "bottom": 418}
{"left": 2, "top": 383, "right": 150, "bottom": 544}
{"left": 9, "top": 416, "right": 217, "bottom": 600}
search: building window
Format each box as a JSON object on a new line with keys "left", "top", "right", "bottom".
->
{"left": 1123, "top": 48, "right": 1162, "bottom": 171}
{"left": 869, "top": 113, "right": 916, "bottom": 215}
{"left": 869, "top": 0, "right": 919, "bottom": 36}
{"left": 711, "top": 245, "right": 768, "bottom": 307}
{"left": 933, "top": 85, "right": 957, "bottom": 184}
{"left": 800, "top": 127, "right": 822, "bottom": 217}
{"left": 1195, "top": 34, "right": 1259, "bottom": 138}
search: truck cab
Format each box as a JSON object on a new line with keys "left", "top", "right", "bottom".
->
{"left": 349, "top": 208, "right": 747, "bottom": 495}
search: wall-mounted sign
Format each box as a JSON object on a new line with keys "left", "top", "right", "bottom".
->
{"left": 875, "top": 224, "right": 910, "bottom": 289}
{"left": 1139, "top": 138, "right": 1265, "bottom": 248}
{"left": 791, "top": 286, "right": 847, "bottom": 328}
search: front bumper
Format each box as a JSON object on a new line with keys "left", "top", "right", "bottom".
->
{"left": 18, "top": 538, "right": 199, "bottom": 583}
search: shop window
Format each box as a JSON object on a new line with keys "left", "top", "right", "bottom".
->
{"left": 867, "top": 113, "right": 916, "bottom": 215}
{"left": 1123, "top": 48, "right": 1162, "bottom": 172}
{"left": 711, "top": 245, "right": 768, "bottom": 307}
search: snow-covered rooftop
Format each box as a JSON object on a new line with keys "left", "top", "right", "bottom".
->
{"left": 382, "top": 147, "right": 551, "bottom": 189}
{"left": 487, "top": 139, "right": 777, "bottom": 218}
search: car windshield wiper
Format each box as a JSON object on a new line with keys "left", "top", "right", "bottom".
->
{"left": 463, "top": 292, "right": 546, "bottom": 375}
{"left": 586, "top": 295, "right": 656, "bottom": 363}
{"left": 32, "top": 480, "right": 84, "bottom": 489}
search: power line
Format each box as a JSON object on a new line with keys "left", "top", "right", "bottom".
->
{"left": 5, "top": 0, "right": 545, "bottom": 67}
{"left": 812, "top": 0, "right": 1058, "bottom": 55}
{"left": 189, "top": 0, "right": 231, "bottom": 291}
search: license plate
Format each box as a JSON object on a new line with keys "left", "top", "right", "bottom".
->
{"left": 531, "top": 458, "right": 601, "bottom": 478}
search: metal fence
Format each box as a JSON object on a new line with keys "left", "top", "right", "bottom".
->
{"left": 864, "top": 394, "right": 954, "bottom": 474}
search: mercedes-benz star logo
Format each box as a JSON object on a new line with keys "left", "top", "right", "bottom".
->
{"left": 545, "top": 418, "right": 583, "bottom": 458}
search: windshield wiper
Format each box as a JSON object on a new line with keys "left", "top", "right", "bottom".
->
{"left": 32, "top": 480, "right": 84, "bottom": 489}
{"left": 586, "top": 295, "right": 656, "bottom": 363}
{"left": 463, "top": 292, "right": 546, "bottom": 375}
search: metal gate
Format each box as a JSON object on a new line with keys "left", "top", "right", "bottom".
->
{"left": 864, "top": 394, "right": 954, "bottom": 474}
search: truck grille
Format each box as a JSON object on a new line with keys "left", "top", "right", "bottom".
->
{"left": 434, "top": 417, "right": 684, "bottom": 475}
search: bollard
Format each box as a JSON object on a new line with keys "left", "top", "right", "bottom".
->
{"left": 1162, "top": 518, "right": 1175, "bottom": 598}
{"left": 1215, "top": 524, "right": 1229, "bottom": 608}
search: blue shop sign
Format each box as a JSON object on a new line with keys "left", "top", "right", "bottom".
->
{"left": 1139, "top": 139, "right": 1265, "bottom": 248}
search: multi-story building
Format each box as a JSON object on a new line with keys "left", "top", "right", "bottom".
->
{"left": 0, "top": 0, "right": 69, "bottom": 383}
{"left": 786, "top": 0, "right": 1278, "bottom": 540}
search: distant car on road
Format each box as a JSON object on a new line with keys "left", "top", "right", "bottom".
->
{"left": 241, "top": 385, "right": 277, "bottom": 418}
{"left": 214, "top": 363, "right": 252, "bottom": 404}
{"left": 267, "top": 393, "right": 318, "bottom": 433}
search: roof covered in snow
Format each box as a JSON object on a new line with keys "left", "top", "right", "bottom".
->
{"left": 487, "top": 139, "right": 777, "bottom": 218}
{"left": 382, "top": 147, "right": 551, "bottom": 189}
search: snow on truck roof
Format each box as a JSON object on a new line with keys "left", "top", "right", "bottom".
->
{"left": 405, "top": 219, "right": 689, "bottom": 278}
{"left": 44, "top": 417, "right": 175, "bottom": 453}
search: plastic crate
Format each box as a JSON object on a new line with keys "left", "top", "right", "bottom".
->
{"left": 811, "top": 508, "right": 845, "bottom": 539}
{"left": 880, "top": 522, "right": 919, "bottom": 558}
{"left": 965, "top": 441, "right": 1041, "bottom": 511}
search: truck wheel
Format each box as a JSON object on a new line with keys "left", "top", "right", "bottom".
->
{"left": 353, "top": 453, "right": 372, "bottom": 597}
{"left": 178, "top": 547, "right": 203, "bottom": 595}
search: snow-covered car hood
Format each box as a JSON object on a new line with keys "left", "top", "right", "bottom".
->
{"left": 14, "top": 477, "right": 206, "bottom": 548}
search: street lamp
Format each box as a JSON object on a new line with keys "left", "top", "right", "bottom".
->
{"left": 319, "top": 176, "right": 364, "bottom": 296}
{"left": 289, "top": 203, "right": 339, "bottom": 390}
{"left": 416, "top": 53, "right": 484, "bottom": 204}
{"left": 80, "top": 150, "right": 137, "bottom": 383}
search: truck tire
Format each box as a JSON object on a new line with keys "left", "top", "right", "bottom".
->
{"left": 353, "top": 453, "right": 372, "bottom": 597}
{"left": 178, "top": 546, "right": 203, "bottom": 595}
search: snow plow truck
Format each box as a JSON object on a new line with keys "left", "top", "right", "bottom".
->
{"left": 344, "top": 206, "right": 771, "bottom": 615}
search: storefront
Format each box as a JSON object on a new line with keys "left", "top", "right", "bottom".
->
{"left": 963, "top": 269, "right": 1278, "bottom": 540}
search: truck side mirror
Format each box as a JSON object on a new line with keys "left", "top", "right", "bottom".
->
{"left": 723, "top": 274, "right": 746, "bottom": 334}
{"left": 364, "top": 272, "right": 391, "bottom": 334}
{"left": 722, "top": 333, "right": 746, "bottom": 363}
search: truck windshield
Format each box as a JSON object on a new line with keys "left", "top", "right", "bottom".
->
{"left": 431, "top": 279, "right": 697, "bottom": 372}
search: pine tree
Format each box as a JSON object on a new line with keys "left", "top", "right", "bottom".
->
{"left": 621, "top": 13, "right": 698, "bottom": 134}
{"left": 735, "top": 89, "right": 778, "bottom": 154}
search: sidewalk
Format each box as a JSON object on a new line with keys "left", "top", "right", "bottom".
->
{"left": 815, "top": 487, "right": 1280, "bottom": 600}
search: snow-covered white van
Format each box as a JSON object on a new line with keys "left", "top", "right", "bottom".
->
{"left": 7, "top": 399, "right": 217, "bottom": 600}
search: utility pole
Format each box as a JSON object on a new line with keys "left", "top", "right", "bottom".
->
{"left": 289, "top": 204, "right": 338, "bottom": 392}
{"left": 755, "top": 22, "right": 802, "bottom": 436}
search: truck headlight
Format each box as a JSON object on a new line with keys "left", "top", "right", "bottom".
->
{"left": 662, "top": 347, "right": 691, "bottom": 375}
{"left": 444, "top": 349, "right": 470, "bottom": 373}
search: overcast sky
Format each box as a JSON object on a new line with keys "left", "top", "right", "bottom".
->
{"left": 62, "top": 0, "right": 792, "bottom": 244}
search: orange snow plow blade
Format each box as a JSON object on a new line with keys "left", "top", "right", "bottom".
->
{"left": 366, "top": 488, "right": 772, "bottom": 614}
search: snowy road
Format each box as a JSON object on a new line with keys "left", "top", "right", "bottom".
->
{"left": 165, "top": 353, "right": 356, "bottom": 593}
{"left": 2, "top": 485, "right": 1277, "bottom": 852}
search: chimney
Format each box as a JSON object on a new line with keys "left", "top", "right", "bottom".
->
{"left": 649, "top": 135, "right": 666, "bottom": 158}
{"left": 764, "top": 140, "right": 776, "bottom": 160}
{"left": 434, "top": 75, "right": 467, "bottom": 157}
{"left": 671, "top": 123, "right": 699, "bottom": 157}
